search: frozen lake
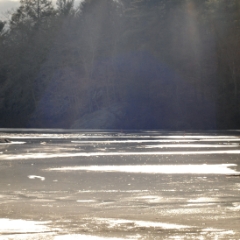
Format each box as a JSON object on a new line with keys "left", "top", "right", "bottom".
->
{"left": 0, "top": 129, "right": 240, "bottom": 239}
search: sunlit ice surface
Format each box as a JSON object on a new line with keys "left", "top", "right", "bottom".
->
{"left": 47, "top": 164, "right": 239, "bottom": 174}
{"left": 1, "top": 130, "right": 240, "bottom": 239}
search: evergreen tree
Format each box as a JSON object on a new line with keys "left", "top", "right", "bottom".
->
{"left": 57, "top": 0, "right": 75, "bottom": 16}
{"left": 10, "top": 0, "right": 55, "bottom": 29}
{"left": 0, "top": 21, "right": 5, "bottom": 34}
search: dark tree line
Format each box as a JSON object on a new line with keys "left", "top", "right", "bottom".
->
{"left": 0, "top": 0, "right": 240, "bottom": 129}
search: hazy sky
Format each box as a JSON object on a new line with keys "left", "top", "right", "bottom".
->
{"left": 0, "top": 0, "right": 19, "bottom": 19}
{"left": 0, "top": 0, "right": 83, "bottom": 20}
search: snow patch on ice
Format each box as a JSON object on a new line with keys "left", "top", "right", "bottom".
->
{"left": 135, "top": 195, "right": 163, "bottom": 203}
{"left": 76, "top": 200, "right": 96, "bottom": 203}
{"left": 0, "top": 218, "right": 52, "bottom": 234}
{"left": 155, "top": 135, "right": 239, "bottom": 139}
{"left": 0, "top": 141, "right": 26, "bottom": 145}
{"left": 186, "top": 203, "right": 216, "bottom": 206}
{"left": 2, "top": 150, "right": 240, "bottom": 161}
{"left": 143, "top": 143, "right": 239, "bottom": 148}
{"left": 228, "top": 202, "right": 240, "bottom": 211}
{"left": 89, "top": 218, "right": 193, "bottom": 230}
{"left": 201, "top": 228, "right": 235, "bottom": 235}
{"left": 0, "top": 233, "right": 56, "bottom": 240}
{"left": 78, "top": 190, "right": 149, "bottom": 193}
{"left": 54, "top": 235, "right": 131, "bottom": 240}
{"left": 72, "top": 140, "right": 198, "bottom": 143}
{"left": 28, "top": 175, "right": 45, "bottom": 181}
{"left": 188, "top": 197, "right": 218, "bottom": 203}
{"left": 47, "top": 164, "right": 239, "bottom": 175}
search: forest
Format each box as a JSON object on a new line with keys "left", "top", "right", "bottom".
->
{"left": 0, "top": 0, "right": 240, "bottom": 129}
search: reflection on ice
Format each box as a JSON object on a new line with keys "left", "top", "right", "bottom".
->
{"left": 47, "top": 164, "right": 239, "bottom": 174}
